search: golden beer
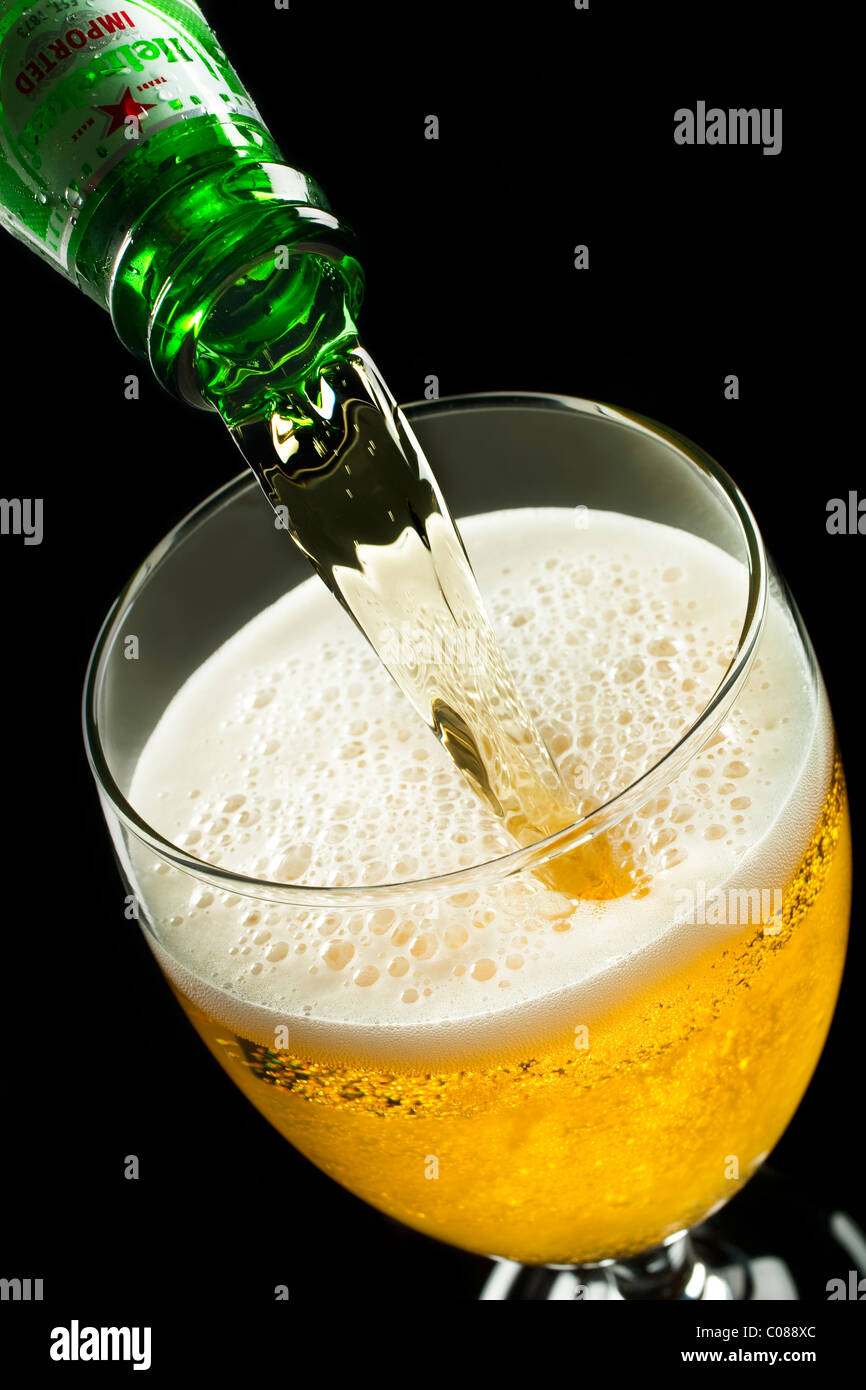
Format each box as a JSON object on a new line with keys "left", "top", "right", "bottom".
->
{"left": 162, "top": 763, "right": 849, "bottom": 1265}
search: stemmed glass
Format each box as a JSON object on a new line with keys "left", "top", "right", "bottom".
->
{"left": 84, "top": 394, "right": 851, "bottom": 1299}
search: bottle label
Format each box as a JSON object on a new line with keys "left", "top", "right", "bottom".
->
{"left": 0, "top": 2, "right": 264, "bottom": 270}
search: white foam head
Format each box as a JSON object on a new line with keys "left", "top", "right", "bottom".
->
{"left": 129, "top": 509, "right": 831, "bottom": 1065}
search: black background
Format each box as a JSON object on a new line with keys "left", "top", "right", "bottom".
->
{"left": 1, "top": 0, "right": 860, "bottom": 1367}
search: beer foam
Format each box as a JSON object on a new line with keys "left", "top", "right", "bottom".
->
{"left": 129, "top": 509, "right": 832, "bottom": 1063}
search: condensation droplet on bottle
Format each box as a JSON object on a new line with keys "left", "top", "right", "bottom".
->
{"left": 64, "top": 186, "right": 83, "bottom": 210}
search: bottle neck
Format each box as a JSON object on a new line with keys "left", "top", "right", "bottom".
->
{"left": 0, "top": 2, "right": 364, "bottom": 422}
{"left": 126, "top": 175, "right": 363, "bottom": 423}
{"left": 78, "top": 118, "right": 364, "bottom": 422}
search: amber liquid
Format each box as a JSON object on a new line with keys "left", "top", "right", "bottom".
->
{"left": 165, "top": 761, "right": 850, "bottom": 1265}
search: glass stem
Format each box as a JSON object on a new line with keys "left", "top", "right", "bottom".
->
{"left": 609, "top": 1233, "right": 709, "bottom": 1299}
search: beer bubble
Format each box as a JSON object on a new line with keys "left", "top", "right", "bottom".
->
{"left": 275, "top": 845, "right": 312, "bottom": 880}
{"left": 322, "top": 941, "right": 354, "bottom": 971}
{"left": 410, "top": 934, "right": 436, "bottom": 960}
{"left": 471, "top": 959, "right": 497, "bottom": 982}
{"left": 724, "top": 761, "right": 749, "bottom": 779}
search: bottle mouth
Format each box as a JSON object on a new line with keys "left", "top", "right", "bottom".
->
{"left": 144, "top": 204, "right": 364, "bottom": 418}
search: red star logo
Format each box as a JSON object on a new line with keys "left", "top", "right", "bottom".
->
{"left": 96, "top": 87, "right": 157, "bottom": 137}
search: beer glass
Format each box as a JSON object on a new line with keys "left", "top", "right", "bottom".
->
{"left": 83, "top": 394, "right": 851, "bottom": 1299}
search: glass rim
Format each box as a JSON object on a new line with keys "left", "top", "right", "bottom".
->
{"left": 82, "top": 390, "right": 768, "bottom": 907}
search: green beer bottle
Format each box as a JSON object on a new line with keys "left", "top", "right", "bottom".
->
{"left": 0, "top": 1, "right": 363, "bottom": 425}
{"left": 1, "top": 10, "right": 595, "bottom": 892}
